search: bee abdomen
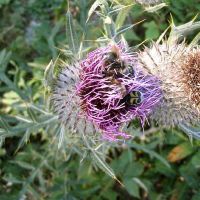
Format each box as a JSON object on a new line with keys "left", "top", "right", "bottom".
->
{"left": 122, "top": 91, "right": 143, "bottom": 106}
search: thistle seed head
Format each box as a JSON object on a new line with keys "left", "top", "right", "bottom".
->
{"left": 138, "top": 41, "right": 200, "bottom": 127}
{"left": 182, "top": 49, "right": 200, "bottom": 107}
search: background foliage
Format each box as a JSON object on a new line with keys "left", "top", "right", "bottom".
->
{"left": 0, "top": 0, "right": 200, "bottom": 199}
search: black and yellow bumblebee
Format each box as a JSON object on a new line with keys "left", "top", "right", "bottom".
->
{"left": 122, "top": 91, "right": 143, "bottom": 107}
{"left": 103, "top": 45, "right": 135, "bottom": 78}
{"left": 103, "top": 45, "right": 142, "bottom": 107}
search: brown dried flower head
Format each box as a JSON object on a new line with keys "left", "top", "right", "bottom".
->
{"left": 182, "top": 49, "right": 200, "bottom": 107}
{"left": 138, "top": 41, "right": 200, "bottom": 127}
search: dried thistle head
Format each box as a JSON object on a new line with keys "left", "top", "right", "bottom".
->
{"left": 138, "top": 41, "right": 200, "bottom": 127}
{"left": 182, "top": 49, "right": 200, "bottom": 107}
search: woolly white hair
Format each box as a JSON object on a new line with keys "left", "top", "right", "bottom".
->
{"left": 51, "top": 62, "right": 98, "bottom": 135}
{"left": 138, "top": 41, "right": 200, "bottom": 127}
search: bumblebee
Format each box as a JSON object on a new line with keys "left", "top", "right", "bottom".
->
{"left": 103, "top": 46, "right": 123, "bottom": 77}
{"left": 103, "top": 45, "right": 137, "bottom": 101}
{"left": 122, "top": 91, "right": 143, "bottom": 106}
{"left": 112, "top": 62, "right": 135, "bottom": 78}
{"left": 104, "top": 52, "right": 120, "bottom": 67}
{"left": 103, "top": 45, "right": 135, "bottom": 78}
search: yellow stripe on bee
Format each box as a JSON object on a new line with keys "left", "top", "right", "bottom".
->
{"left": 129, "top": 92, "right": 141, "bottom": 105}
{"left": 130, "top": 99, "right": 136, "bottom": 104}
{"left": 130, "top": 93, "right": 139, "bottom": 98}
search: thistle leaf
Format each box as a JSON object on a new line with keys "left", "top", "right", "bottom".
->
{"left": 16, "top": 129, "right": 31, "bottom": 152}
{"left": 66, "top": 11, "right": 79, "bottom": 55}
{"left": 87, "top": 0, "right": 108, "bottom": 22}
{"left": 10, "top": 160, "right": 35, "bottom": 170}
{"left": 27, "top": 107, "right": 38, "bottom": 123}
{"left": 0, "top": 49, "right": 11, "bottom": 73}
{"left": 58, "top": 125, "right": 65, "bottom": 149}
{"left": 44, "top": 60, "right": 55, "bottom": 89}
{"left": 0, "top": 117, "right": 11, "bottom": 133}
{"left": 115, "top": 24, "right": 136, "bottom": 39}
{"left": 115, "top": 6, "right": 132, "bottom": 28}
{"left": 180, "top": 123, "right": 200, "bottom": 140}
{"left": 132, "top": 177, "right": 148, "bottom": 193}
{"left": 0, "top": 73, "right": 27, "bottom": 100}
{"left": 190, "top": 32, "right": 200, "bottom": 47}
{"left": 81, "top": 133, "right": 120, "bottom": 184}
{"left": 129, "top": 142, "right": 171, "bottom": 168}
{"left": 169, "top": 17, "right": 200, "bottom": 42}
{"left": 115, "top": 20, "right": 144, "bottom": 39}
{"left": 144, "top": 3, "right": 167, "bottom": 13}
{"left": 113, "top": 0, "right": 133, "bottom": 5}
{"left": 90, "top": 151, "right": 117, "bottom": 181}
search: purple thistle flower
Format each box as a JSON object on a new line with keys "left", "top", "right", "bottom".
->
{"left": 76, "top": 42, "right": 162, "bottom": 141}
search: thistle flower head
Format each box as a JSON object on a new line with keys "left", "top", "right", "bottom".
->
{"left": 77, "top": 42, "right": 162, "bottom": 141}
{"left": 139, "top": 41, "right": 200, "bottom": 127}
{"left": 52, "top": 42, "right": 162, "bottom": 141}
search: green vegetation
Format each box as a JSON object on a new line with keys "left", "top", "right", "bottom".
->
{"left": 0, "top": 0, "right": 200, "bottom": 199}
